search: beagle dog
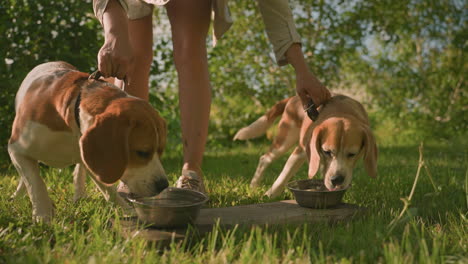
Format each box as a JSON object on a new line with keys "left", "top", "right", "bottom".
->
{"left": 234, "top": 95, "right": 378, "bottom": 198}
{"left": 8, "top": 61, "right": 169, "bottom": 222}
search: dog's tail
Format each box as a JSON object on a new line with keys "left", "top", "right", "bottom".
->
{"left": 233, "top": 97, "right": 291, "bottom": 141}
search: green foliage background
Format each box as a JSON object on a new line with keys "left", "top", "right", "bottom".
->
{"left": 1, "top": 0, "right": 466, "bottom": 169}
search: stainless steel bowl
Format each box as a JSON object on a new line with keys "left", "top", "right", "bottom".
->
{"left": 126, "top": 187, "right": 209, "bottom": 228}
{"left": 287, "top": 179, "right": 348, "bottom": 209}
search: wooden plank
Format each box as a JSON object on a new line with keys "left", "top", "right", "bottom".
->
{"left": 115, "top": 200, "right": 364, "bottom": 242}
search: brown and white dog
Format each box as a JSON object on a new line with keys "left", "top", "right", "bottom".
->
{"left": 234, "top": 95, "right": 378, "bottom": 198}
{"left": 8, "top": 61, "right": 169, "bottom": 222}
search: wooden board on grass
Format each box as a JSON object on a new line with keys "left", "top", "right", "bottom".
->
{"left": 116, "top": 200, "right": 364, "bottom": 242}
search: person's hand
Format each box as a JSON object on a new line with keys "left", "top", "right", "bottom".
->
{"left": 295, "top": 70, "right": 331, "bottom": 108}
{"left": 98, "top": 0, "right": 133, "bottom": 80}
{"left": 98, "top": 32, "right": 134, "bottom": 80}
{"left": 286, "top": 43, "right": 331, "bottom": 108}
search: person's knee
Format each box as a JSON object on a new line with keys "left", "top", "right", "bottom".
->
{"left": 172, "top": 37, "right": 207, "bottom": 67}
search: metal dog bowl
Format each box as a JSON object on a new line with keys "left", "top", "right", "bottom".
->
{"left": 287, "top": 179, "right": 348, "bottom": 209}
{"left": 126, "top": 187, "right": 209, "bottom": 228}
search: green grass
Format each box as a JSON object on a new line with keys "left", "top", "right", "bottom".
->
{"left": 0, "top": 139, "right": 466, "bottom": 263}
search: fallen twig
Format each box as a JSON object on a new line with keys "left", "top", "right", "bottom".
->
{"left": 388, "top": 142, "right": 426, "bottom": 232}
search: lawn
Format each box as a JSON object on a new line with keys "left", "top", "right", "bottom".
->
{"left": 0, "top": 138, "right": 466, "bottom": 263}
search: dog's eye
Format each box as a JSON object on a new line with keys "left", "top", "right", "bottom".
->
{"left": 323, "top": 150, "right": 332, "bottom": 156}
{"left": 347, "top": 153, "right": 357, "bottom": 158}
{"left": 136, "top": 150, "right": 151, "bottom": 159}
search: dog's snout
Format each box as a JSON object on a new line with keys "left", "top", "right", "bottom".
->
{"left": 155, "top": 178, "right": 169, "bottom": 193}
{"left": 331, "top": 174, "right": 345, "bottom": 186}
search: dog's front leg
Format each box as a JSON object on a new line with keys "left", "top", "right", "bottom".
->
{"left": 265, "top": 147, "right": 306, "bottom": 198}
{"left": 251, "top": 124, "right": 300, "bottom": 188}
{"left": 251, "top": 152, "right": 276, "bottom": 188}
{"left": 8, "top": 147, "right": 54, "bottom": 222}
{"left": 73, "top": 163, "right": 87, "bottom": 202}
{"left": 87, "top": 173, "right": 132, "bottom": 211}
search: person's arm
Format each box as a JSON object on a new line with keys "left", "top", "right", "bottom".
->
{"left": 257, "top": 0, "right": 301, "bottom": 66}
{"left": 93, "top": 0, "right": 133, "bottom": 79}
{"left": 257, "top": 0, "right": 330, "bottom": 107}
{"left": 286, "top": 43, "right": 330, "bottom": 108}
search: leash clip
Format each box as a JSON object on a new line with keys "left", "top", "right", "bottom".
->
{"left": 88, "top": 70, "right": 102, "bottom": 81}
{"left": 89, "top": 70, "right": 128, "bottom": 90}
{"left": 305, "top": 100, "right": 319, "bottom": 121}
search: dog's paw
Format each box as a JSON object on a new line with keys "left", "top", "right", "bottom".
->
{"left": 33, "top": 214, "right": 53, "bottom": 224}
{"left": 73, "top": 186, "right": 87, "bottom": 202}
{"left": 233, "top": 128, "right": 249, "bottom": 141}
{"left": 73, "top": 193, "right": 87, "bottom": 203}
{"left": 32, "top": 206, "right": 55, "bottom": 224}
{"left": 264, "top": 188, "right": 281, "bottom": 199}
{"left": 250, "top": 180, "right": 260, "bottom": 189}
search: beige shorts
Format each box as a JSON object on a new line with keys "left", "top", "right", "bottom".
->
{"left": 93, "top": 0, "right": 231, "bottom": 38}
{"left": 94, "top": 0, "right": 155, "bottom": 22}
{"left": 93, "top": 0, "right": 300, "bottom": 66}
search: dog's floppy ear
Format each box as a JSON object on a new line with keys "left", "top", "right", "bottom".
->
{"left": 307, "top": 125, "right": 325, "bottom": 178}
{"left": 80, "top": 113, "right": 131, "bottom": 185}
{"left": 362, "top": 125, "right": 378, "bottom": 178}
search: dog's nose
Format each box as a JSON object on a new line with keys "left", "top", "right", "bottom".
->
{"left": 155, "top": 178, "right": 169, "bottom": 193}
{"left": 331, "top": 174, "right": 345, "bottom": 186}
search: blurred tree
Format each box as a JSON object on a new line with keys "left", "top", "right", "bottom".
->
{"left": 349, "top": 0, "right": 467, "bottom": 137}
{"left": 202, "top": 0, "right": 467, "bottom": 141}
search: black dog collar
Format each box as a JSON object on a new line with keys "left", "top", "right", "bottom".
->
{"left": 75, "top": 71, "right": 104, "bottom": 129}
{"left": 74, "top": 92, "right": 82, "bottom": 129}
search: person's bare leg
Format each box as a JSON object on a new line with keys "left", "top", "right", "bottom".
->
{"left": 166, "top": 0, "right": 212, "bottom": 189}
{"left": 114, "top": 15, "right": 153, "bottom": 195}
{"left": 114, "top": 15, "right": 153, "bottom": 100}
